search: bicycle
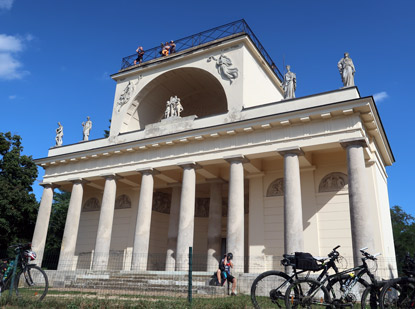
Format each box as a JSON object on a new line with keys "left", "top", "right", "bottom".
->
{"left": 250, "top": 245, "right": 344, "bottom": 308}
{"left": 284, "top": 247, "right": 380, "bottom": 308}
{"left": 0, "top": 243, "right": 48, "bottom": 301}
{"left": 378, "top": 253, "right": 415, "bottom": 308}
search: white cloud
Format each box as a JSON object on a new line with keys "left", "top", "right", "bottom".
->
{"left": 0, "top": 0, "right": 14, "bottom": 10}
{"left": 0, "top": 34, "right": 31, "bottom": 80}
{"left": 373, "top": 91, "right": 389, "bottom": 102}
{"left": 0, "top": 34, "right": 23, "bottom": 52}
{"left": 8, "top": 94, "right": 16, "bottom": 99}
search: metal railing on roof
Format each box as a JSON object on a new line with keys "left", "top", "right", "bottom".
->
{"left": 120, "top": 19, "right": 283, "bottom": 81}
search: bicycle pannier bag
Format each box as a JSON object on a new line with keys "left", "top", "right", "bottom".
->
{"left": 294, "top": 252, "right": 320, "bottom": 271}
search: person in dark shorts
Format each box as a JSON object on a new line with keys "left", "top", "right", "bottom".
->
{"left": 216, "top": 252, "right": 237, "bottom": 295}
{"left": 134, "top": 46, "right": 145, "bottom": 65}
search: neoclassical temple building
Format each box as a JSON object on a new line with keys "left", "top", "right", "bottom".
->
{"left": 33, "top": 20, "right": 396, "bottom": 275}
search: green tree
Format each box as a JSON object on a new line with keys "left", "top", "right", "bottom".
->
{"left": 104, "top": 119, "right": 111, "bottom": 138}
{"left": 0, "top": 132, "right": 38, "bottom": 251}
{"left": 391, "top": 205, "right": 415, "bottom": 274}
{"left": 43, "top": 190, "right": 70, "bottom": 268}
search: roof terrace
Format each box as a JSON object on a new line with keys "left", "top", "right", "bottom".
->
{"left": 120, "top": 19, "right": 283, "bottom": 81}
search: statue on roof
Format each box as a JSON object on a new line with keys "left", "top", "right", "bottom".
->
{"left": 82, "top": 116, "right": 92, "bottom": 141}
{"left": 282, "top": 65, "right": 296, "bottom": 99}
{"left": 55, "top": 122, "right": 63, "bottom": 146}
{"left": 207, "top": 54, "right": 239, "bottom": 84}
{"left": 337, "top": 52, "right": 355, "bottom": 87}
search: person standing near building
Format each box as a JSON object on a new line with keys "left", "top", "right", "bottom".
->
{"left": 216, "top": 252, "right": 237, "bottom": 296}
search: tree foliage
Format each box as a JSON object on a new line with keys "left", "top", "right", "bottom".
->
{"left": 45, "top": 190, "right": 70, "bottom": 251}
{"left": 391, "top": 205, "right": 415, "bottom": 274}
{"left": 0, "top": 132, "right": 38, "bottom": 251}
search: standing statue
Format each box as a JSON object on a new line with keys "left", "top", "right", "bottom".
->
{"left": 337, "top": 52, "right": 355, "bottom": 87}
{"left": 164, "top": 96, "right": 183, "bottom": 119}
{"left": 175, "top": 97, "right": 183, "bottom": 117}
{"left": 282, "top": 65, "right": 296, "bottom": 99}
{"left": 207, "top": 54, "right": 239, "bottom": 84}
{"left": 55, "top": 122, "right": 63, "bottom": 146}
{"left": 82, "top": 116, "right": 92, "bottom": 141}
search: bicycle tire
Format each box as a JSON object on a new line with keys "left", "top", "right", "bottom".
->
{"left": 379, "top": 277, "right": 415, "bottom": 308}
{"left": 250, "top": 270, "right": 292, "bottom": 309}
{"left": 15, "top": 265, "right": 48, "bottom": 301}
{"left": 326, "top": 276, "right": 368, "bottom": 307}
{"left": 361, "top": 285, "right": 380, "bottom": 309}
{"left": 285, "top": 278, "right": 332, "bottom": 308}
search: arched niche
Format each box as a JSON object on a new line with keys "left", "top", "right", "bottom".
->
{"left": 120, "top": 67, "right": 228, "bottom": 133}
{"left": 318, "top": 172, "right": 348, "bottom": 193}
{"left": 82, "top": 197, "right": 100, "bottom": 212}
{"left": 115, "top": 194, "right": 131, "bottom": 209}
{"left": 266, "top": 178, "right": 284, "bottom": 197}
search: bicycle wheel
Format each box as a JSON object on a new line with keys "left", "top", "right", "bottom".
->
{"left": 250, "top": 270, "right": 292, "bottom": 308}
{"left": 380, "top": 278, "right": 415, "bottom": 308}
{"left": 361, "top": 286, "right": 380, "bottom": 309}
{"left": 15, "top": 265, "right": 48, "bottom": 301}
{"left": 326, "top": 276, "right": 368, "bottom": 307}
{"left": 285, "top": 278, "right": 331, "bottom": 308}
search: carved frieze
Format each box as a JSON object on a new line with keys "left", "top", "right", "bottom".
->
{"left": 266, "top": 178, "right": 284, "bottom": 197}
{"left": 319, "top": 172, "right": 348, "bottom": 192}
{"left": 82, "top": 197, "right": 100, "bottom": 212}
{"left": 152, "top": 191, "right": 171, "bottom": 214}
{"left": 116, "top": 77, "right": 141, "bottom": 112}
{"left": 207, "top": 54, "right": 239, "bottom": 84}
{"left": 115, "top": 194, "right": 131, "bottom": 209}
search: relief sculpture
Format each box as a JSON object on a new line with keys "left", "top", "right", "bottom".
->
{"left": 319, "top": 172, "right": 348, "bottom": 192}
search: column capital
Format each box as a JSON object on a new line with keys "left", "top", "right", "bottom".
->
{"left": 136, "top": 168, "right": 160, "bottom": 176}
{"left": 178, "top": 162, "right": 201, "bottom": 170}
{"left": 277, "top": 147, "right": 304, "bottom": 157}
{"left": 68, "top": 178, "right": 89, "bottom": 185}
{"left": 101, "top": 174, "right": 123, "bottom": 181}
{"left": 340, "top": 137, "right": 368, "bottom": 149}
{"left": 224, "top": 155, "right": 249, "bottom": 164}
{"left": 39, "top": 182, "right": 59, "bottom": 189}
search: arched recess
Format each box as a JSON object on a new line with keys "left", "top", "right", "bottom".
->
{"left": 318, "top": 172, "right": 348, "bottom": 193}
{"left": 120, "top": 67, "right": 228, "bottom": 133}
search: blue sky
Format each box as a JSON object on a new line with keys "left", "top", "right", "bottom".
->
{"left": 1, "top": 0, "right": 414, "bottom": 215}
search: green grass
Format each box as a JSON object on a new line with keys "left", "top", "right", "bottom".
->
{"left": 0, "top": 294, "right": 253, "bottom": 308}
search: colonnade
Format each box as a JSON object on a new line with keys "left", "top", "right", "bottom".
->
{"left": 31, "top": 138, "right": 373, "bottom": 272}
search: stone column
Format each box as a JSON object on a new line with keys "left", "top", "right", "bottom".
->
{"left": 226, "top": 156, "right": 246, "bottom": 273}
{"left": 92, "top": 175, "right": 117, "bottom": 271}
{"left": 32, "top": 183, "right": 55, "bottom": 266}
{"left": 175, "top": 163, "right": 198, "bottom": 271}
{"left": 131, "top": 169, "right": 158, "bottom": 271}
{"left": 58, "top": 179, "right": 85, "bottom": 271}
{"left": 341, "top": 138, "right": 374, "bottom": 266}
{"left": 279, "top": 147, "right": 304, "bottom": 255}
{"left": 165, "top": 184, "right": 181, "bottom": 271}
{"left": 206, "top": 180, "right": 224, "bottom": 272}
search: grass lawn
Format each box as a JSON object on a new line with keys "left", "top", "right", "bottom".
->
{"left": 0, "top": 293, "right": 254, "bottom": 308}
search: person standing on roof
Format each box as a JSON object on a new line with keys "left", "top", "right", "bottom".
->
{"left": 134, "top": 46, "right": 145, "bottom": 65}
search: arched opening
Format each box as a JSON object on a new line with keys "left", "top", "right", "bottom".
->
{"left": 121, "top": 67, "right": 228, "bottom": 133}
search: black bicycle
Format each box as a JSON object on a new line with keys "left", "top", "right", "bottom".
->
{"left": 378, "top": 253, "right": 415, "bottom": 308}
{"left": 284, "top": 247, "right": 380, "bottom": 308}
{"left": 0, "top": 243, "right": 48, "bottom": 301}
{"left": 251, "top": 245, "right": 344, "bottom": 308}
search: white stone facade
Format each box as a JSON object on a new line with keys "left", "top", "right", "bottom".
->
{"left": 33, "top": 34, "right": 396, "bottom": 277}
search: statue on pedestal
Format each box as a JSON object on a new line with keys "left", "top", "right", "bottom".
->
{"left": 337, "top": 52, "right": 355, "bottom": 87}
{"left": 164, "top": 96, "right": 183, "bottom": 119}
{"left": 55, "top": 122, "right": 63, "bottom": 146}
{"left": 82, "top": 116, "right": 92, "bottom": 141}
{"left": 282, "top": 65, "right": 296, "bottom": 99}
